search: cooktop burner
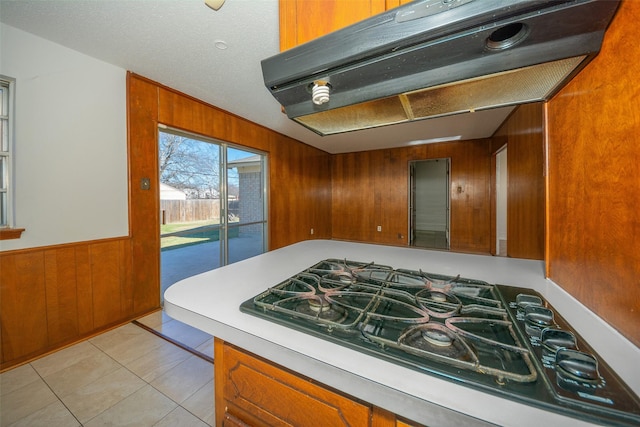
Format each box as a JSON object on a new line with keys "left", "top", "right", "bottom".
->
{"left": 240, "top": 259, "right": 640, "bottom": 425}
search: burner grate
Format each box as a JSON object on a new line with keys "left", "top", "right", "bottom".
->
{"left": 240, "top": 259, "right": 640, "bottom": 426}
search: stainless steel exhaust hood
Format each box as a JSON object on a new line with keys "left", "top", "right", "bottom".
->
{"left": 261, "top": 0, "right": 620, "bottom": 136}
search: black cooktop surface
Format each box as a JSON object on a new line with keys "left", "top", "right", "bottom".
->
{"left": 240, "top": 259, "right": 640, "bottom": 426}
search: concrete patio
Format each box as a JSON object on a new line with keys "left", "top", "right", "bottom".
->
{"left": 160, "top": 234, "right": 264, "bottom": 301}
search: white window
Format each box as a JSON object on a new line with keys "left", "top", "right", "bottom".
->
{"left": 0, "top": 77, "right": 15, "bottom": 227}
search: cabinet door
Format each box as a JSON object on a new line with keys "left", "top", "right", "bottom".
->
{"left": 280, "top": 0, "right": 387, "bottom": 50}
{"left": 217, "top": 340, "right": 371, "bottom": 426}
{"left": 222, "top": 412, "right": 251, "bottom": 427}
{"left": 397, "top": 419, "right": 426, "bottom": 427}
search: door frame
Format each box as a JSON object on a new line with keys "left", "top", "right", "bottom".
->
{"left": 408, "top": 158, "right": 451, "bottom": 250}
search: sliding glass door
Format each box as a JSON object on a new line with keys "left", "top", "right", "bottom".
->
{"left": 158, "top": 128, "right": 267, "bottom": 300}
{"left": 225, "top": 147, "right": 267, "bottom": 265}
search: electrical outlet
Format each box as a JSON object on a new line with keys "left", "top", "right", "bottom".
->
{"left": 377, "top": 226, "right": 382, "bottom": 232}
{"left": 310, "top": 228, "right": 314, "bottom": 235}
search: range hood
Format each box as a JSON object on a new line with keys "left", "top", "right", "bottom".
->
{"left": 261, "top": 0, "right": 620, "bottom": 136}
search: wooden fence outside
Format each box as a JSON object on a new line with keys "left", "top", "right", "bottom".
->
{"left": 160, "top": 199, "right": 240, "bottom": 224}
{"left": 161, "top": 199, "right": 219, "bottom": 224}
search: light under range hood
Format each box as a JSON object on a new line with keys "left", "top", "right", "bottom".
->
{"left": 261, "top": 0, "right": 620, "bottom": 136}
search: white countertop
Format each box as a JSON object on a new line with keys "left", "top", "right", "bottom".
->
{"left": 164, "top": 240, "right": 640, "bottom": 426}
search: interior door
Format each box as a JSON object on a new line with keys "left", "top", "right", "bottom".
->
{"left": 409, "top": 158, "right": 450, "bottom": 250}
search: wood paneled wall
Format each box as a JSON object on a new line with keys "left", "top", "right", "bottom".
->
{"left": 331, "top": 139, "right": 492, "bottom": 253}
{"left": 128, "top": 76, "right": 161, "bottom": 316}
{"left": 546, "top": 0, "right": 640, "bottom": 347}
{"left": 146, "top": 76, "right": 333, "bottom": 250}
{"left": 492, "top": 103, "right": 545, "bottom": 260}
{"left": 0, "top": 238, "right": 133, "bottom": 370}
{"left": 268, "top": 135, "right": 332, "bottom": 247}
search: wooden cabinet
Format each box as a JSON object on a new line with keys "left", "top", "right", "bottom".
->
{"left": 216, "top": 339, "right": 371, "bottom": 426}
{"left": 215, "top": 339, "right": 424, "bottom": 427}
{"left": 279, "top": 0, "right": 412, "bottom": 51}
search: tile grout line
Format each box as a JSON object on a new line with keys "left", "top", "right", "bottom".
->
{"left": 27, "top": 360, "right": 85, "bottom": 427}
{"left": 79, "top": 330, "right": 203, "bottom": 426}
{"left": 36, "top": 334, "right": 165, "bottom": 426}
{"left": 84, "top": 335, "right": 205, "bottom": 427}
{"left": 40, "top": 339, "right": 147, "bottom": 426}
{"left": 80, "top": 340, "right": 155, "bottom": 426}
{"left": 3, "top": 326, "right": 213, "bottom": 427}
{"left": 144, "top": 373, "right": 214, "bottom": 427}
{"left": 131, "top": 322, "right": 215, "bottom": 426}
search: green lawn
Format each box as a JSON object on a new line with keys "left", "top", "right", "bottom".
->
{"left": 161, "top": 220, "right": 238, "bottom": 251}
{"left": 161, "top": 219, "right": 217, "bottom": 235}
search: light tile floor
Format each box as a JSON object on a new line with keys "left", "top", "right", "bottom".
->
{"left": 0, "top": 312, "right": 215, "bottom": 427}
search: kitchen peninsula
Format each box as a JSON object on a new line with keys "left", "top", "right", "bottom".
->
{"left": 164, "top": 240, "right": 640, "bottom": 426}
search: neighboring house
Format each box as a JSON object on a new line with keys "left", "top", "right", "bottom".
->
{"left": 160, "top": 183, "right": 186, "bottom": 200}
{"left": 228, "top": 155, "right": 263, "bottom": 236}
{"left": 160, "top": 183, "right": 187, "bottom": 225}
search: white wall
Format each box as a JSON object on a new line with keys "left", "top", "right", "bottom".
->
{"left": 0, "top": 24, "right": 128, "bottom": 251}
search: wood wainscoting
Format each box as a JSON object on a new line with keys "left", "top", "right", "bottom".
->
{"left": 0, "top": 237, "right": 154, "bottom": 371}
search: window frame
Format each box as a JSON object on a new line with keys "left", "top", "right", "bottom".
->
{"left": 0, "top": 75, "right": 20, "bottom": 238}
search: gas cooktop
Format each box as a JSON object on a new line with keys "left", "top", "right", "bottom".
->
{"left": 240, "top": 259, "right": 640, "bottom": 426}
{"left": 240, "top": 259, "right": 640, "bottom": 425}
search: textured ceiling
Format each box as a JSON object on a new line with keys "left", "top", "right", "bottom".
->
{"left": 0, "top": 0, "right": 512, "bottom": 153}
